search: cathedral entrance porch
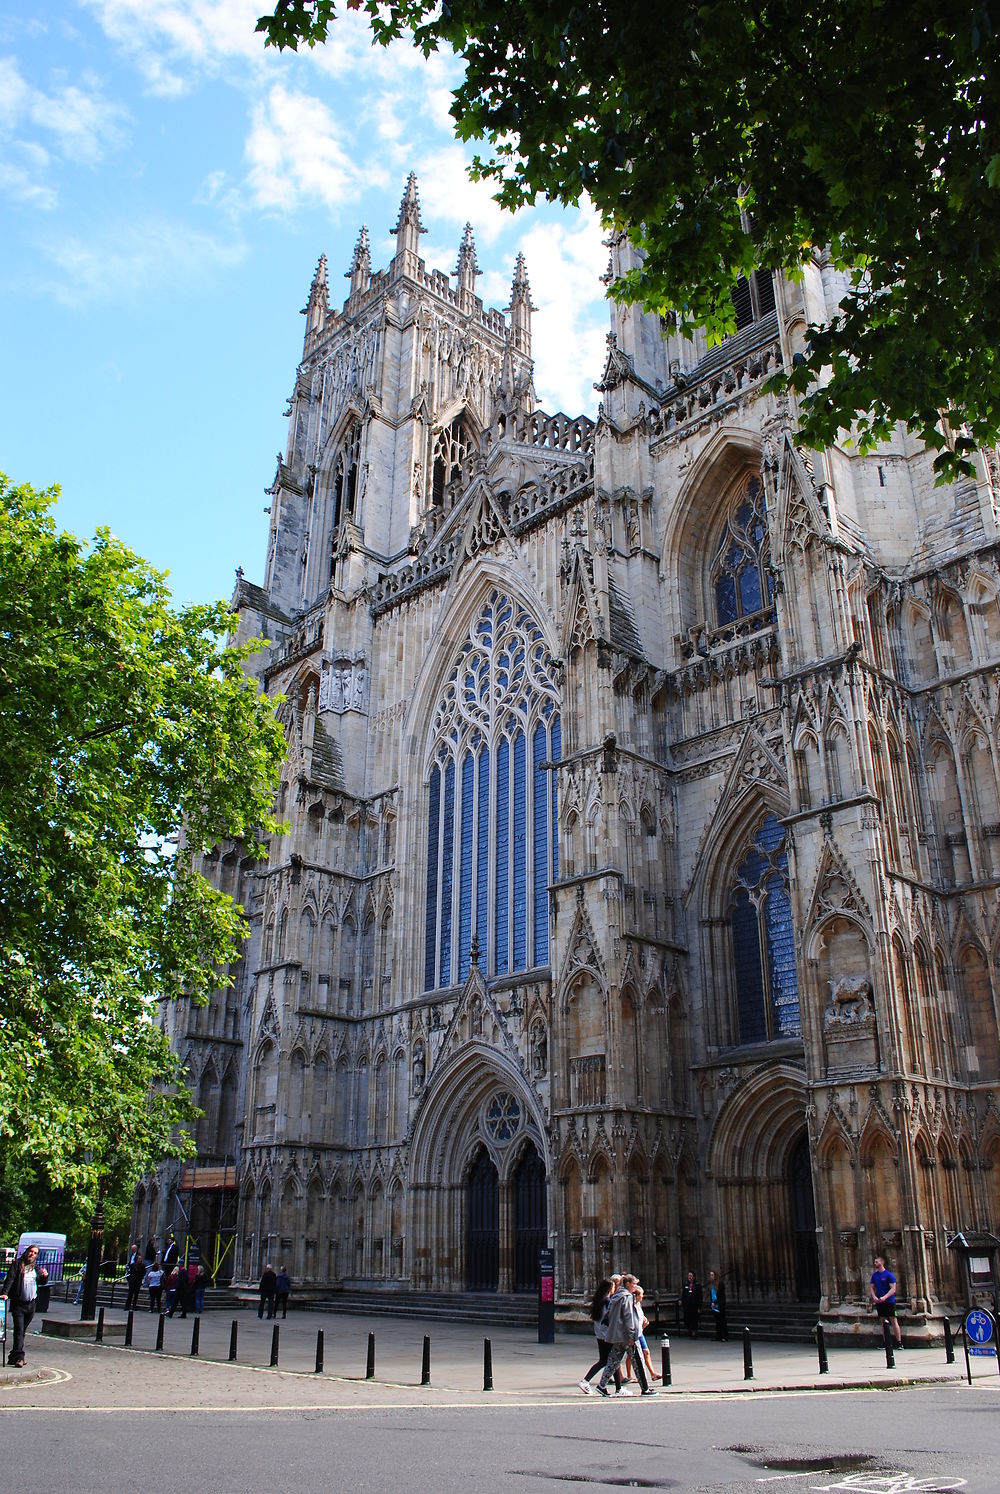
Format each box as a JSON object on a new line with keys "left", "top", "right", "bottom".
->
{"left": 709, "top": 1064, "right": 819, "bottom": 1303}
{"left": 409, "top": 1046, "right": 550, "bottom": 1295}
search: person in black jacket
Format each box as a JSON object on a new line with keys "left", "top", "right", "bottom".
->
{"left": 258, "top": 1263, "right": 277, "bottom": 1319}
{"left": 681, "top": 1270, "right": 703, "bottom": 1337}
{"left": 1, "top": 1244, "right": 49, "bottom": 1368}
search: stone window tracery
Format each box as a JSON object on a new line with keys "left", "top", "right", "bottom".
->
{"left": 711, "top": 473, "right": 774, "bottom": 628}
{"left": 728, "top": 813, "right": 800, "bottom": 1044}
{"left": 424, "top": 590, "right": 561, "bottom": 990}
{"left": 431, "top": 415, "right": 472, "bottom": 508}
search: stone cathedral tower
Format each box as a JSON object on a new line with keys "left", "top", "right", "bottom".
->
{"left": 142, "top": 175, "right": 1000, "bottom": 1335}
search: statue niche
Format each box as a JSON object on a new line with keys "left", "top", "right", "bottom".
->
{"left": 817, "top": 916, "right": 878, "bottom": 1075}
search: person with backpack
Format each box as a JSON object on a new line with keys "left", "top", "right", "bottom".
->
{"left": 595, "top": 1275, "right": 657, "bottom": 1397}
{"left": 578, "top": 1276, "right": 624, "bottom": 1395}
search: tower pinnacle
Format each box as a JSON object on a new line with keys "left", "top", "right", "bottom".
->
{"left": 393, "top": 172, "right": 426, "bottom": 264}
{"left": 347, "top": 225, "right": 371, "bottom": 296}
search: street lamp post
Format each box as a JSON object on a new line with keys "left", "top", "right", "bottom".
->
{"left": 80, "top": 1175, "right": 110, "bottom": 1322}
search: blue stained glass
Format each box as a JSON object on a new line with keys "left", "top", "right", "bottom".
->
{"left": 476, "top": 748, "right": 490, "bottom": 964}
{"left": 458, "top": 752, "right": 474, "bottom": 981}
{"left": 736, "top": 846, "right": 766, "bottom": 889}
{"left": 440, "top": 758, "right": 455, "bottom": 984}
{"left": 513, "top": 730, "right": 527, "bottom": 970}
{"left": 716, "top": 573, "right": 738, "bottom": 624}
{"left": 495, "top": 737, "right": 509, "bottom": 975}
{"left": 551, "top": 715, "right": 561, "bottom": 879}
{"left": 732, "top": 890, "right": 767, "bottom": 1043}
{"left": 425, "top": 766, "right": 440, "bottom": 991}
{"left": 533, "top": 721, "right": 549, "bottom": 966}
{"left": 739, "top": 563, "right": 763, "bottom": 615}
{"left": 764, "top": 876, "right": 800, "bottom": 1035}
{"left": 756, "top": 813, "right": 785, "bottom": 854}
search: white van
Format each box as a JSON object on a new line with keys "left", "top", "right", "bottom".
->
{"left": 16, "top": 1232, "right": 66, "bottom": 1282}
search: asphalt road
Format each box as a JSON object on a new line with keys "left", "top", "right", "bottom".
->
{"left": 1, "top": 1324, "right": 995, "bottom": 1494}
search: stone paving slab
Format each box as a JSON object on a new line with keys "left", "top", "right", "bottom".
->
{"left": 0, "top": 1297, "right": 987, "bottom": 1411}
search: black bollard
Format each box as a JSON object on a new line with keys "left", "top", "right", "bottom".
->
{"left": 155, "top": 1313, "right": 165, "bottom": 1351}
{"left": 742, "top": 1326, "right": 754, "bottom": 1381}
{"left": 270, "top": 1324, "right": 280, "bottom": 1367}
{"left": 421, "top": 1335, "right": 431, "bottom": 1386}
{"left": 228, "top": 1319, "right": 238, "bottom": 1362}
{"left": 125, "top": 1310, "right": 134, "bottom": 1348}
{"left": 315, "top": 1329, "right": 324, "bottom": 1374}
{"left": 882, "top": 1318, "right": 895, "bottom": 1369}
{"left": 660, "top": 1336, "right": 672, "bottom": 1387}
{"left": 943, "top": 1317, "right": 955, "bottom": 1364}
{"left": 816, "top": 1323, "right": 829, "bottom": 1375}
{"left": 190, "top": 1318, "right": 200, "bottom": 1356}
{"left": 366, "top": 1330, "right": 376, "bottom": 1379}
{"left": 95, "top": 1307, "right": 105, "bottom": 1344}
{"left": 483, "top": 1337, "right": 494, "bottom": 1391}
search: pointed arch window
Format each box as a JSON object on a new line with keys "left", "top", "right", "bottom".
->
{"left": 331, "top": 420, "right": 361, "bottom": 534}
{"left": 425, "top": 590, "right": 560, "bottom": 990}
{"left": 728, "top": 813, "right": 800, "bottom": 1043}
{"left": 712, "top": 473, "right": 774, "bottom": 627}
{"left": 432, "top": 415, "right": 472, "bottom": 508}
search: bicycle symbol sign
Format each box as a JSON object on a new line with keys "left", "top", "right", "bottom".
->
{"left": 808, "top": 1475, "right": 967, "bottom": 1492}
{"left": 965, "top": 1309, "right": 993, "bottom": 1344}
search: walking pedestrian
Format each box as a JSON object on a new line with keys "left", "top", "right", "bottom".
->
{"left": 144, "top": 1258, "right": 164, "bottom": 1313}
{"left": 125, "top": 1252, "right": 146, "bottom": 1312}
{"left": 595, "top": 1275, "right": 657, "bottom": 1397}
{"left": 624, "top": 1285, "right": 661, "bottom": 1383}
{"left": 708, "top": 1269, "right": 728, "bottom": 1341}
{"left": 1, "top": 1243, "right": 49, "bottom": 1368}
{"left": 258, "top": 1263, "right": 277, "bottom": 1319}
{"left": 578, "top": 1277, "right": 624, "bottom": 1395}
{"left": 275, "top": 1265, "right": 291, "bottom": 1319}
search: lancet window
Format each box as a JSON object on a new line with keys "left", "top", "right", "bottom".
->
{"left": 332, "top": 420, "right": 361, "bottom": 530}
{"left": 728, "top": 813, "right": 800, "bottom": 1044}
{"left": 711, "top": 473, "right": 774, "bottom": 627}
{"left": 424, "top": 590, "right": 561, "bottom": 990}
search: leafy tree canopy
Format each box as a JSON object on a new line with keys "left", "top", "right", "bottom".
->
{"left": 0, "top": 476, "right": 285, "bottom": 1218}
{"left": 259, "top": 0, "right": 1000, "bottom": 479}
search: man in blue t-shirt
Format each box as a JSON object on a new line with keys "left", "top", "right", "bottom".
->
{"left": 869, "top": 1255, "right": 902, "bottom": 1346}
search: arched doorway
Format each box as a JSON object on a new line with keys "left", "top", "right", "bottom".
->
{"left": 513, "top": 1142, "right": 547, "bottom": 1291}
{"left": 787, "top": 1132, "right": 820, "bottom": 1300}
{"left": 466, "top": 1145, "right": 499, "bottom": 1291}
{"left": 708, "top": 1065, "right": 817, "bottom": 1301}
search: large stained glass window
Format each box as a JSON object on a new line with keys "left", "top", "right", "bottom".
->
{"left": 424, "top": 591, "right": 560, "bottom": 990}
{"left": 712, "top": 473, "right": 773, "bottom": 627}
{"left": 729, "top": 813, "right": 800, "bottom": 1043}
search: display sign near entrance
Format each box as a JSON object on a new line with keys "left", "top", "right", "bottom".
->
{"left": 538, "top": 1248, "right": 554, "bottom": 1344}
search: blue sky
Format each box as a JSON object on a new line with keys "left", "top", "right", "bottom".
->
{"left": 1, "top": 2, "right": 609, "bottom": 606}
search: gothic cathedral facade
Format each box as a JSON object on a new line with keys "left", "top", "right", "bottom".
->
{"left": 143, "top": 175, "right": 1000, "bottom": 1332}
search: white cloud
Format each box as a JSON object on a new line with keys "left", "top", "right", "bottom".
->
{"left": 413, "top": 144, "right": 525, "bottom": 245}
{"left": 82, "top": 0, "right": 269, "bottom": 95}
{"left": 0, "top": 55, "right": 127, "bottom": 207}
{"left": 243, "top": 82, "right": 380, "bottom": 215}
{"left": 33, "top": 218, "right": 247, "bottom": 306}
{"left": 518, "top": 209, "right": 610, "bottom": 417}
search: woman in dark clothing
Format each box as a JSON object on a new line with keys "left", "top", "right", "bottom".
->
{"left": 682, "top": 1271, "right": 703, "bottom": 1337}
{"left": 578, "top": 1277, "right": 624, "bottom": 1394}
